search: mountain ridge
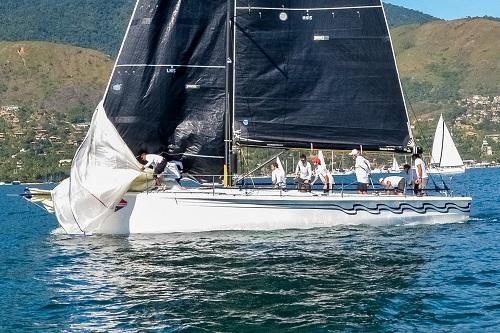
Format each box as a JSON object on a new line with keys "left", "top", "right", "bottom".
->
{"left": 0, "top": 1, "right": 437, "bottom": 56}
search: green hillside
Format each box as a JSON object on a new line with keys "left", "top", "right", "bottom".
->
{"left": 393, "top": 19, "right": 500, "bottom": 101}
{"left": 0, "top": 0, "right": 134, "bottom": 56}
{"left": 0, "top": 1, "right": 435, "bottom": 56}
{"left": 0, "top": 41, "right": 112, "bottom": 112}
{"left": 0, "top": 41, "right": 113, "bottom": 182}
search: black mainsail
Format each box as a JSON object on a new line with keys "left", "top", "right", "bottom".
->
{"left": 104, "top": 0, "right": 227, "bottom": 177}
{"left": 233, "top": 0, "right": 412, "bottom": 150}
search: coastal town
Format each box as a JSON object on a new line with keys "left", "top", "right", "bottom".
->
{"left": 1, "top": 94, "right": 499, "bottom": 183}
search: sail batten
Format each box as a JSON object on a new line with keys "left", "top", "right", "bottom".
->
{"left": 116, "top": 64, "right": 226, "bottom": 68}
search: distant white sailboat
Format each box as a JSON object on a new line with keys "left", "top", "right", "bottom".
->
{"left": 428, "top": 115, "right": 465, "bottom": 175}
{"left": 389, "top": 155, "right": 400, "bottom": 173}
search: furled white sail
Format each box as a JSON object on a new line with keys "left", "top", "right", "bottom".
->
{"left": 51, "top": 102, "right": 147, "bottom": 234}
{"left": 431, "top": 115, "right": 463, "bottom": 167}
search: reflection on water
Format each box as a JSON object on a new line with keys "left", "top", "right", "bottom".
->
{"left": 39, "top": 227, "right": 432, "bottom": 332}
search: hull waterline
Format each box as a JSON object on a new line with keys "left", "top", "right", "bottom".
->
{"left": 427, "top": 166, "right": 466, "bottom": 175}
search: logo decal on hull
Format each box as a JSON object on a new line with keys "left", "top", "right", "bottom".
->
{"left": 114, "top": 199, "right": 127, "bottom": 212}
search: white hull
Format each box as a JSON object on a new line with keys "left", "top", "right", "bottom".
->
{"left": 427, "top": 166, "right": 466, "bottom": 175}
{"left": 93, "top": 189, "right": 471, "bottom": 234}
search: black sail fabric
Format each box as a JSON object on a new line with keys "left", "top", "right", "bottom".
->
{"left": 104, "top": 0, "right": 227, "bottom": 177}
{"left": 233, "top": 0, "right": 411, "bottom": 150}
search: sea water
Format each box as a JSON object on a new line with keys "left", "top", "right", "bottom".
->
{"left": 0, "top": 168, "right": 498, "bottom": 332}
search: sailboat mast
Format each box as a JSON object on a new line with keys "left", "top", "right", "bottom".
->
{"left": 224, "top": 0, "right": 235, "bottom": 187}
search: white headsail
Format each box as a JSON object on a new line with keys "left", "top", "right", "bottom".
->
{"left": 52, "top": 103, "right": 146, "bottom": 234}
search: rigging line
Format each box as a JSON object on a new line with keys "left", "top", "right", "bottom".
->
{"left": 116, "top": 64, "right": 226, "bottom": 69}
{"left": 182, "top": 153, "right": 224, "bottom": 159}
{"left": 236, "top": 5, "right": 382, "bottom": 11}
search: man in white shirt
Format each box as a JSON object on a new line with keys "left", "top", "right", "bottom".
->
{"left": 311, "top": 156, "right": 333, "bottom": 194}
{"left": 295, "top": 154, "right": 312, "bottom": 192}
{"left": 349, "top": 149, "right": 371, "bottom": 194}
{"left": 379, "top": 176, "right": 405, "bottom": 195}
{"left": 412, "top": 153, "right": 428, "bottom": 196}
{"left": 271, "top": 162, "right": 286, "bottom": 190}
{"left": 139, "top": 152, "right": 165, "bottom": 174}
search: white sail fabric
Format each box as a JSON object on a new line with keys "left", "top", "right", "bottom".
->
{"left": 276, "top": 156, "right": 285, "bottom": 173}
{"left": 431, "top": 115, "right": 464, "bottom": 167}
{"left": 51, "top": 102, "right": 144, "bottom": 234}
{"left": 391, "top": 156, "right": 399, "bottom": 171}
{"left": 318, "top": 150, "right": 326, "bottom": 168}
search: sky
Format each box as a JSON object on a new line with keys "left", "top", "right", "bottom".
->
{"left": 384, "top": 0, "right": 500, "bottom": 20}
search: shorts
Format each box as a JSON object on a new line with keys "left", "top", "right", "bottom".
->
{"left": 357, "top": 182, "right": 368, "bottom": 192}
{"left": 153, "top": 158, "right": 167, "bottom": 175}
{"left": 396, "top": 179, "right": 405, "bottom": 192}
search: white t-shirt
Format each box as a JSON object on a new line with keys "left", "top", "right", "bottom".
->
{"left": 383, "top": 176, "right": 404, "bottom": 188}
{"left": 355, "top": 155, "right": 371, "bottom": 184}
{"left": 144, "top": 154, "right": 163, "bottom": 169}
{"left": 272, "top": 168, "right": 286, "bottom": 188}
{"left": 313, "top": 164, "right": 332, "bottom": 185}
{"left": 414, "top": 158, "right": 428, "bottom": 179}
{"left": 295, "top": 161, "right": 312, "bottom": 181}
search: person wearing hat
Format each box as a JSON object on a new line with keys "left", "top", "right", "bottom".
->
{"left": 349, "top": 149, "right": 371, "bottom": 194}
{"left": 311, "top": 156, "right": 333, "bottom": 194}
{"left": 295, "top": 153, "right": 312, "bottom": 192}
{"left": 379, "top": 176, "right": 405, "bottom": 195}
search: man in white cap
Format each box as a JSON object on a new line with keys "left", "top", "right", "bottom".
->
{"left": 349, "top": 149, "right": 371, "bottom": 194}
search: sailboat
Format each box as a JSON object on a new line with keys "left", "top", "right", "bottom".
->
{"left": 25, "top": 0, "right": 470, "bottom": 234}
{"left": 389, "top": 155, "right": 400, "bottom": 173}
{"left": 428, "top": 115, "right": 466, "bottom": 175}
